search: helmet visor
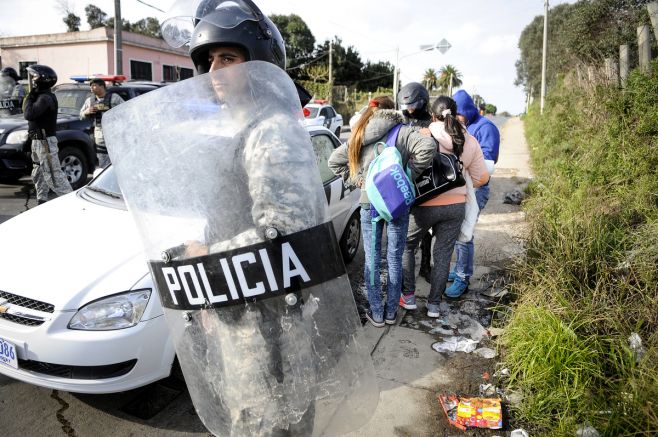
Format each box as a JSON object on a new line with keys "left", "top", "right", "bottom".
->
{"left": 162, "top": 0, "right": 260, "bottom": 48}
{"left": 400, "top": 100, "right": 424, "bottom": 111}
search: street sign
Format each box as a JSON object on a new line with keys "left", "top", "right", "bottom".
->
{"left": 436, "top": 38, "right": 452, "bottom": 54}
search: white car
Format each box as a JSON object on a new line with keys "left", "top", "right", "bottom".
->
{"left": 349, "top": 105, "right": 368, "bottom": 130}
{"left": 0, "top": 125, "right": 360, "bottom": 394}
{"left": 302, "top": 100, "right": 343, "bottom": 137}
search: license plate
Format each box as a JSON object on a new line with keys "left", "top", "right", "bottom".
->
{"left": 0, "top": 337, "right": 18, "bottom": 370}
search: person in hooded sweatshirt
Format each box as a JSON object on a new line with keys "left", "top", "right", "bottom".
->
{"left": 328, "top": 95, "right": 435, "bottom": 327}
{"left": 447, "top": 90, "right": 500, "bottom": 297}
{"left": 400, "top": 96, "right": 489, "bottom": 316}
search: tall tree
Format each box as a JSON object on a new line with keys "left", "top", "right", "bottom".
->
{"left": 63, "top": 12, "right": 81, "bottom": 32}
{"left": 438, "top": 65, "right": 463, "bottom": 94}
{"left": 131, "top": 17, "right": 162, "bottom": 38}
{"left": 270, "top": 14, "right": 315, "bottom": 79}
{"left": 423, "top": 68, "right": 438, "bottom": 91}
{"left": 515, "top": 0, "right": 650, "bottom": 95}
{"left": 315, "top": 38, "right": 363, "bottom": 87}
{"left": 57, "top": 1, "right": 80, "bottom": 32}
{"left": 85, "top": 4, "right": 108, "bottom": 29}
{"left": 360, "top": 61, "right": 394, "bottom": 92}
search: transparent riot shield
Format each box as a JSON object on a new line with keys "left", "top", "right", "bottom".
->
{"left": 103, "top": 61, "right": 379, "bottom": 436}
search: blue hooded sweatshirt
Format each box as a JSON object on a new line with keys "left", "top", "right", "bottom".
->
{"left": 453, "top": 90, "right": 500, "bottom": 163}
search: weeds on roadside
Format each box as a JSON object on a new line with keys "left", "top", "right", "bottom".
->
{"left": 502, "top": 60, "right": 658, "bottom": 436}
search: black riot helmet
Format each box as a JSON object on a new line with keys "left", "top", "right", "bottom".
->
{"left": 398, "top": 82, "right": 430, "bottom": 112}
{"left": 161, "top": 0, "right": 286, "bottom": 74}
{"left": 1, "top": 67, "right": 20, "bottom": 82}
{"left": 26, "top": 65, "right": 57, "bottom": 92}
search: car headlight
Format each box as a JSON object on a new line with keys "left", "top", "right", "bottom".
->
{"left": 5, "top": 129, "right": 29, "bottom": 145}
{"left": 68, "top": 289, "right": 151, "bottom": 330}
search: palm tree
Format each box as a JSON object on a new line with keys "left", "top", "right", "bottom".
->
{"left": 423, "top": 68, "right": 438, "bottom": 91}
{"left": 437, "top": 65, "right": 463, "bottom": 95}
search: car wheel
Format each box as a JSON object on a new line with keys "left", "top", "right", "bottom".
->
{"left": 334, "top": 126, "right": 341, "bottom": 137}
{"left": 59, "top": 146, "right": 89, "bottom": 190}
{"left": 339, "top": 209, "right": 361, "bottom": 263}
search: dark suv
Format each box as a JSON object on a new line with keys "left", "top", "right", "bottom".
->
{"left": 0, "top": 81, "right": 160, "bottom": 189}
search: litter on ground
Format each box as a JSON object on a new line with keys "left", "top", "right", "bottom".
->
{"left": 432, "top": 336, "right": 478, "bottom": 353}
{"left": 438, "top": 394, "right": 503, "bottom": 430}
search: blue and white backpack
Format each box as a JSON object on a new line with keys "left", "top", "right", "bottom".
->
{"left": 364, "top": 123, "right": 415, "bottom": 284}
{"left": 364, "top": 123, "right": 415, "bottom": 221}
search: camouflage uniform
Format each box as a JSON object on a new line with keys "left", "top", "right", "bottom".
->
{"left": 30, "top": 137, "right": 72, "bottom": 201}
{"left": 24, "top": 90, "right": 72, "bottom": 202}
{"left": 80, "top": 92, "right": 125, "bottom": 168}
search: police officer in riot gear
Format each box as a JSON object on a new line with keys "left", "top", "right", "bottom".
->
{"left": 0, "top": 67, "right": 21, "bottom": 116}
{"left": 398, "top": 82, "right": 434, "bottom": 281}
{"left": 0, "top": 67, "right": 19, "bottom": 83}
{"left": 23, "top": 65, "right": 72, "bottom": 204}
{"left": 147, "top": 1, "right": 340, "bottom": 435}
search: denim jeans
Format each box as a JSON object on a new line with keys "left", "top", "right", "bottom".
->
{"left": 361, "top": 207, "right": 410, "bottom": 319}
{"left": 453, "top": 184, "right": 490, "bottom": 281}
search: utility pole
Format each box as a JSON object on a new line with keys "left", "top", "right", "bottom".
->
{"left": 393, "top": 47, "right": 399, "bottom": 107}
{"left": 114, "top": 0, "right": 123, "bottom": 75}
{"left": 448, "top": 72, "right": 454, "bottom": 96}
{"left": 540, "top": 0, "right": 548, "bottom": 115}
{"left": 328, "top": 39, "right": 333, "bottom": 102}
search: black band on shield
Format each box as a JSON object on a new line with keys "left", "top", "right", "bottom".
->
{"left": 149, "top": 222, "right": 345, "bottom": 310}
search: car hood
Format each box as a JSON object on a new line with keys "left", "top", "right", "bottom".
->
{"left": 0, "top": 192, "right": 150, "bottom": 311}
{"left": 0, "top": 115, "right": 28, "bottom": 130}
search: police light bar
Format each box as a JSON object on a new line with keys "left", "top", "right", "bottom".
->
{"left": 313, "top": 99, "right": 328, "bottom": 104}
{"left": 70, "top": 74, "right": 127, "bottom": 83}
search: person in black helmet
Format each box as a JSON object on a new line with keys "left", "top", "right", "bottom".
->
{"left": 23, "top": 65, "right": 72, "bottom": 204}
{"left": 398, "top": 82, "right": 432, "bottom": 127}
{"left": 160, "top": 1, "right": 319, "bottom": 435}
{"left": 398, "top": 82, "right": 434, "bottom": 283}
{"left": 0, "top": 67, "right": 22, "bottom": 116}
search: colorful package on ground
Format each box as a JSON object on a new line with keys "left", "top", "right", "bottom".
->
{"left": 438, "top": 394, "right": 503, "bottom": 430}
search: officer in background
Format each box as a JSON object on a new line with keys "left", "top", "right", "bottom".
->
{"left": 0, "top": 67, "right": 21, "bottom": 116}
{"left": 79, "top": 78, "right": 124, "bottom": 168}
{"left": 398, "top": 82, "right": 434, "bottom": 281}
{"left": 23, "top": 65, "right": 72, "bottom": 204}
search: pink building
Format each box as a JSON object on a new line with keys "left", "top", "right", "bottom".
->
{"left": 0, "top": 27, "right": 195, "bottom": 84}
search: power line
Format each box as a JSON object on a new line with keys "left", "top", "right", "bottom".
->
{"left": 135, "top": 0, "right": 165, "bottom": 14}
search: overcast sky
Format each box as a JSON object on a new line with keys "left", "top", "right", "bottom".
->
{"left": 0, "top": 0, "right": 576, "bottom": 114}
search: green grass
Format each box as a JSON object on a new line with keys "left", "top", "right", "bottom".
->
{"left": 502, "top": 60, "right": 658, "bottom": 436}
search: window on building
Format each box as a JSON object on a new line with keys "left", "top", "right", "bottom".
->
{"left": 179, "top": 67, "right": 193, "bottom": 80}
{"left": 130, "top": 60, "right": 152, "bottom": 81}
{"left": 19, "top": 61, "right": 37, "bottom": 79}
{"left": 163, "top": 65, "right": 176, "bottom": 82}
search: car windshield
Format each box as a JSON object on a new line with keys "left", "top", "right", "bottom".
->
{"left": 54, "top": 88, "right": 90, "bottom": 116}
{"left": 87, "top": 165, "right": 123, "bottom": 199}
{"left": 304, "top": 107, "right": 319, "bottom": 118}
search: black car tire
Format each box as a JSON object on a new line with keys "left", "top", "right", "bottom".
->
{"left": 339, "top": 209, "right": 361, "bottom": 263}
{"left": 58, "top": 146, "right": 89, "bottom": 190}
{"left": 334, "top": 127, "right": 341, "bottom": 137}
